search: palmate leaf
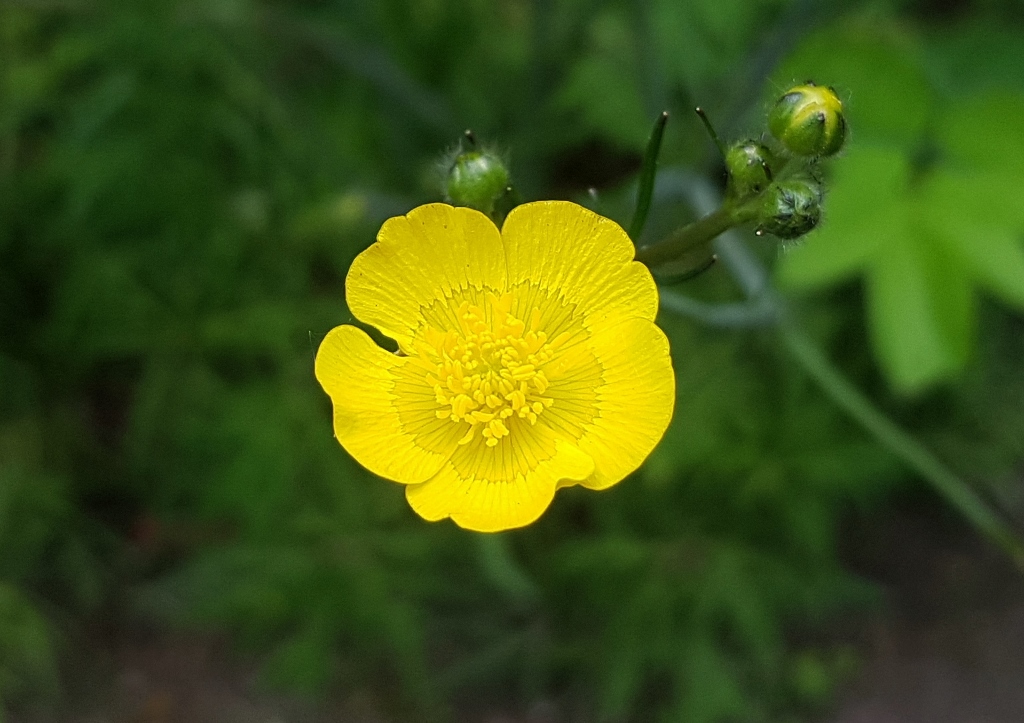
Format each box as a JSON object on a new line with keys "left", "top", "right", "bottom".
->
{"left": 778, "top": 93, "right": 1024, "bottom": 393}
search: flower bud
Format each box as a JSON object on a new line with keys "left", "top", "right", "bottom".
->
{"left": 444, "top": 150, "right": 510, "bottom": 214}
{"left": 756, "top": 178, "right": 823, "bottom": 240}
{"left": 725, "top": 140, "right": 776, "bottom": 200}
{"left": 768, "top": 83, "right": 846, "bottom": 157}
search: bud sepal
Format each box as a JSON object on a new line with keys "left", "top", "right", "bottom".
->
{"left": 444, "top": 149, "right": 511, "bottom": 215}
{"left": 725, "top": 140, "right": 776, "bottom": 201}
{"left": 755, "top": 177, "right": 824, "bottom": 240}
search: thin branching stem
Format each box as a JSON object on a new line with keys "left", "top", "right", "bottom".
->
{"left": 779, "top": 321, "right": 1024, "bottom": 570}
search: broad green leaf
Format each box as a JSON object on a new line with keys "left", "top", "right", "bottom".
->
{"left": 777, "top": 146, "right": 907, "bottom": 289}
{"left": 938, "top": 93, "right": 1024, "bottom": 176}
{"left": 925, "top": 173, "right": 1024, "bottom": 308}
{"left": 866, "top": 226, "right": 973, "bottom": 392}
{"left": 779, "top": 93, "right": 1024, "bottom": 392}
{"left": 925, "top": 21, "right": 1024, "bottom": 93}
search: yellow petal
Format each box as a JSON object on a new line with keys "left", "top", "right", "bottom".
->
{"left": 346, "top": 204, "right": 507, "bottom": 349}
{"left": 573, "top": 317, "right": 675, "bottom": 490}
{"left": 501, "top": 201, "right": 659, "bottom": 329}
{"left": 315, "top": 325, "right": 461, "bottom": 484}
{"left": 405, "top": 429, "right": 594, "bottom": 532}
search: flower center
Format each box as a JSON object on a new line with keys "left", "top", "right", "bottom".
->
{"left": 423, "top": 292, "right": 561, "bottom": 447}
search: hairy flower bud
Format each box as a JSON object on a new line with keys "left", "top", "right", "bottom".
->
{"left": 768, "top": 83, "right": 846, "bottom": 157}
{"left": 756, "top": 178, "right": 823, "bottom": 240}
{"left": 444, "top": 150, "right": 510, "bottom": 214}
{"left": 725, "top": 140, "right": 776, "bottom": 200}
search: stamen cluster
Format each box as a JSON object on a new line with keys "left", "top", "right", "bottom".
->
{"left": 424, "top": 293, "right": 559, "bottom": 447}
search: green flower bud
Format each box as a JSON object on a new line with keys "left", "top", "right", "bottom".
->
{"left": 725, "top": 140, "right": 776, "bottom": 200}
{"left": 756, "top": 178, "right": 823, "bottom": 240}
{"left": 444, "top": 150, "right": 510, "bottom": 214}
{"left": 768, "top": 83, "right": 846, "bottom": 157}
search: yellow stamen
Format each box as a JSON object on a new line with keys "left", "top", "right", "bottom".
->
{"left": 418, "top": 293, "right": 558, "bottom": 449}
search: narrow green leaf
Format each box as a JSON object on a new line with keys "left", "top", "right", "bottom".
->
{"left": 629, "top": 111, "right": 669, "bottom": 241}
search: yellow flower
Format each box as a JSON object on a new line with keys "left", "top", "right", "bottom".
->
{"left": 315, "top": 201, "right": 675, "bottom": 532}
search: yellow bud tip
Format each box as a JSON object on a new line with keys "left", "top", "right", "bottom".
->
{"left": 768, "top": 83, "right": 846, "bottom": 157}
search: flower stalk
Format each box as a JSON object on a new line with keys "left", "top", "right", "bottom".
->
{"left": 635, "top": 201, "right": 758, "bottom": 268}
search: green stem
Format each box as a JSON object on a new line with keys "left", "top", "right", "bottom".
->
{"left": 636, "top": 204, "right": 756, "bottom": 268}
{"left": 780, "top": 320, "right": 1024, "bottom": 570}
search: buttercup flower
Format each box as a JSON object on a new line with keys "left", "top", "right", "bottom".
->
{"left": 315, "top": 201, "right": 675, "bottom": 532}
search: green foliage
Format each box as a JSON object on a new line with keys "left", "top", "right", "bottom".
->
{"left": 2, "top": 0, "right": 1024, "bottom": 721}
{"left": 775, "top": 16, "right": 1024, "bottom": 392}
{"left": 0, "top": 449, "right": 102, "bottom": 710}
{"left": 555, "top": 0, "right": 797, "bottom": 153}
{"left": 0, "top": 583, "right": 56, "bottom": 704}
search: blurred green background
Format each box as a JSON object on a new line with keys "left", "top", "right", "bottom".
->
{"left": 2, "top": 0, "right": 1024, "bottom": 721}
